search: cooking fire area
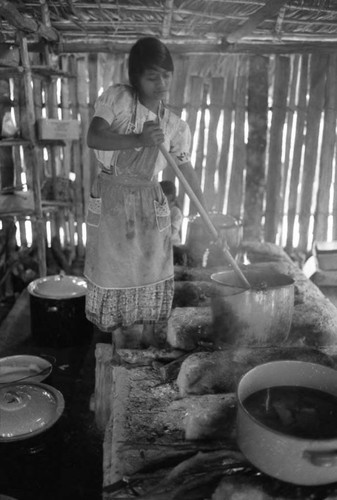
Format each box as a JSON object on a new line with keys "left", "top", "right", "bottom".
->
{"left": 94, "top": 241, "right": 337, "bottom": 499}
{"left": 2, "top": 241, "right": 337, "bottom": 499}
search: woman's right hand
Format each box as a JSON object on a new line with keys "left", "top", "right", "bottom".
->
{"left": 139, "top": 121, "right": 164, "bottom": 147}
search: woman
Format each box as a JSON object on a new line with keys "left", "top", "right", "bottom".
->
{"left": 84, "top": 37, "right": 205, "bottom": 347}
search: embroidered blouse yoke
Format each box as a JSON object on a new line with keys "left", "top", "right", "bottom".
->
{"left": 93, "top": 84, "right": 191, "bottom": 175}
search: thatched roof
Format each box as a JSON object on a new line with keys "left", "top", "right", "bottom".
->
{"left": 1, "top": 0, "right": 337, "bottom": 54}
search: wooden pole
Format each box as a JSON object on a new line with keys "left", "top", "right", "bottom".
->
{"left": 298, "top": 53, "right": 328, "bottom": 251}
{"left": 264, "top": 55, "right": 290, "bottom": 243}
{"left": 159, "top": 144, "right": 250, "bottom": 289}
{"left": 18, "top": 33, "right": 46, "bottom": 276}
{"left": 314, "top": 53, "right": 337, "bottom": 242}
{"left": 286, "top": 55, "right": 308, "bottom": 249}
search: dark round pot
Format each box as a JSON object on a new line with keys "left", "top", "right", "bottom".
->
{"left": 27, "top": 275, "right": 93, "bottom": 348}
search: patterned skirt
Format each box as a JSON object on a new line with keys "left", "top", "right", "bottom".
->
{"left": 85, "top": 277, "right": 174, "bottom": 331}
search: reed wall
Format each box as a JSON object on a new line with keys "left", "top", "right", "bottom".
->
{"left": 1, "top": 50, "right": 336, "bottom": 272}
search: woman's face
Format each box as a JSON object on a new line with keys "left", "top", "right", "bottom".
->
{"left": 137, "top": 66, "right": 173, "bottom": 106}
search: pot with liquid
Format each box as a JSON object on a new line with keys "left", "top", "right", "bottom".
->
{"left": 236, "top": 360, "right": 337, "bottom": 485}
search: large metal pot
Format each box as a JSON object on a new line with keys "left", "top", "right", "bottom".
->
{"left": 27, "top": 274, "right": 93, "bottom": 348}
{"left": 185, "top": 213, "right": 242, "bottom": 266}
{"left": 237, "top": 360, "right": 337, "bottom": 485}
{"left": 210, "top": 268, "right": 294, "bottom": 347}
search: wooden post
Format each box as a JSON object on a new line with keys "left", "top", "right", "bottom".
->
{"left": 18, "top": 33, "right": 46, "bottom": 276}
{"left": 204, "top": 77, "right": 223, "bottom": 208}
{"left": 314, "top": 53, "right": 337, "bottom": 242}
{"left": 77, "top": 56, "right": 91, "bottom": 216}
{"left": 281, "top": 55, "right": 300, "bottom": 246}
{"left": 298, "top": 53, "right": 328, "bottom": 251}
{"left": 227, "top": 55, "right": 249, "bottom": 220}
{"left": 245, "top": 55, "right": 268, "bottom": 240}
{"left": 218, "top": 57, "right": 236, "bottom": 213}
{"left": 68, "top": 55, "right": 85, "bottom": 259}
{"left": 286, "top": 55, "right": 308, "bottom": 249}
{"left": 264, "top": 55, "right": 290, "bottom": 243}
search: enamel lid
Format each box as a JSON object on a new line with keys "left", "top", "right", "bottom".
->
{"left": 0, "top": 382, "right": 65, "bottom": 441}
{"left": 28, "top": 274, "right": 87, "bottom": 299}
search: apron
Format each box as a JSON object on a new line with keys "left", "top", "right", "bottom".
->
{"left": 84, "top": 97, "right": 174, "bottom": 329}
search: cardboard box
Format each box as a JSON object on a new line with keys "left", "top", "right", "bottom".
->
{"left": 37, "top": 118, "right": 80, "bottom": 141}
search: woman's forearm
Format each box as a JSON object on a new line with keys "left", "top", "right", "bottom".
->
{"left": 87, "top": 117, "right": 164, "bottom": 151}
{"left": 87, "top": 126, "right": 142, "bottom": 151}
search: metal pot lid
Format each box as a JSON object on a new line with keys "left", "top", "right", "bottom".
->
{"left": 28, "top": 274, "right": 87, "bottom": 299}
{"left": 0, "top": 355, "right": 53, "bottom": 384}
{"left": 0, "top": 382, "right": 65, "bottom": 442}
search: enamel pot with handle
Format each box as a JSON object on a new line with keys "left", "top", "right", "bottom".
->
{"left": 236, "top": 360, "right": 337, "bottom": 485}
{"left": 0, "top": 381, "right": 64, "bottom": 456}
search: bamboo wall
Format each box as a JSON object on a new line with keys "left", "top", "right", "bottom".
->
{"left": 1, "top": 49, "right": 337, "bottom": 276}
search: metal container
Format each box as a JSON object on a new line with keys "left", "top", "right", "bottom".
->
{"left": 185, "top": 213, "right": 242, "bottom": 266}
{"left": 0, "top": 382, "right": 64, "bottom": 443}
{"left": 27, "top": 274, "right": 93, "bottom": 348}
{"left": 237, "top": 360, "right": 337, "bottom": 485}
{"left": 210, "top": 268, "right": 294, "bottom": 347}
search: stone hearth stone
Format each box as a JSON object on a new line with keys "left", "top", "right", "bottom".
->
{"left": 173, "top": 280, "right": 213, "bottom": 307}
{"left": 177, "top": 346, "right": 335, "bottom": 397}
{"left": 166, "top": 306, "right": 213, "bottom": 350}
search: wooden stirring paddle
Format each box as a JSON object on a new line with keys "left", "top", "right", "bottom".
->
{"left": 158, "top": 144, "right": 251, "bottom": 290}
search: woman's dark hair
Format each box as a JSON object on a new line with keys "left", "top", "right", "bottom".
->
{"left": 128, "top": 37, "right": 174, "bottom": 89}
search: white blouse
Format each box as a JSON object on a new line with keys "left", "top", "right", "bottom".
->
{"left": 93, "top": 84, "right": 191, "bottom": 175}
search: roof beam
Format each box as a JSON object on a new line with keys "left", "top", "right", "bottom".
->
{"left": 226, "top": 0, "right": 289, "bottom": 43}
{"left": 0, "top": 0, "right": 58, "bottom": 42}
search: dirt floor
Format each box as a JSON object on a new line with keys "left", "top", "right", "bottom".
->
{"left": 0, "top": 291, "right": 105, "bottom": 500}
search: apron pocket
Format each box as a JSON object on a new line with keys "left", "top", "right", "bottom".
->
{"left": 86, "top": 196, "right": 102, "bottom": 227}
{"left": 154, "top": 198, "right": 171, "bottom": 232}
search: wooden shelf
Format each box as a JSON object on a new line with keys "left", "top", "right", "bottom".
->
{"left": 0, "top": 138, "right": 31, "bottom": 147}
{"left": 0, "top": 66, "right": 75, "bottom": 79}
{"left": 0, "top": 190, "right": 35, "bottom": 216}
{"left": 41, "top": 200, "right": 72, "bottom": 208}
{"left": 31, "top": 65, "right": 76, "bottom": 78}
{"left": 0, "top": 138, "right": 66, "bottom": 147}
{"left": 37, "top": 139, "right": 66, "bottom": 147}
